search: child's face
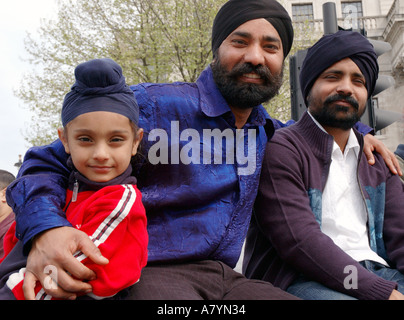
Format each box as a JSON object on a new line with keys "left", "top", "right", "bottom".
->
{"left": 58, "top": 111, "right": 143, "bottom": 182}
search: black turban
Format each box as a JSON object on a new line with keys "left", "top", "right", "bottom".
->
{"left": 300, "top": 30, "right": 379, "bottom": 106}
{"left": 211, "top": 0, "right": 294, "bottom": 59}
{"left": 62, "top": 58, "right": 139, "bottom": 126}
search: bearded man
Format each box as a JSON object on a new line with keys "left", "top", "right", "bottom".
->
{"left": 243, "top": 30, "right": 404, "bottom": 300}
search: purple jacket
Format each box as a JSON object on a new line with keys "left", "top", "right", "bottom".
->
{"left": 243, "top": 111, "right": 404, "bottom": 300}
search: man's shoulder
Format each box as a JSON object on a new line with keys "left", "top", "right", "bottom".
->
{"left": 131, "top": 82, "right": 198, "bottom": 99}
{"left": 265, "top": 119, "right": 318, "bottom": 163}
{"left": 131, "top": 82, "right": 200, "bottom": 116}
{"left": 131, "top": 82, "right": 202, "bottom": 129}
{"left": 264, "top": 126, "right": 303, "bottom": 164}
{"left": 270, "top": 123, "right": 300, "bottom": 144}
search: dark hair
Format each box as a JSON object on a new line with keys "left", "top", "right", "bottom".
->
{"left": 0, "top": 170, "right": 15, "bottom": 190}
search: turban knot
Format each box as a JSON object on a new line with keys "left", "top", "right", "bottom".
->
{"left": 62, "top": 58, "right": 139, "bottom": 126}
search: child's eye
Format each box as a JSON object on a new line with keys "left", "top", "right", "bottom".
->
{"left": 78, "top": 137, "right": 91, "bottom": 142}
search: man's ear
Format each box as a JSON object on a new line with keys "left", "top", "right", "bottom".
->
{"left": 58, "top": 127, "right": 70, "bottom": 154}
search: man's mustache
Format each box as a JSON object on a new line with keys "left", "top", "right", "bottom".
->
{"left": 324, "top": 94, "right": 359, "bottom": 111}
{"left": 227, "top": 63, "right": 273, "bottom": 84}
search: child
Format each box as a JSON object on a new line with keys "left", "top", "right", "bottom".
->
{"left": 0, "top": 58, "right": 148, "bottom": 300}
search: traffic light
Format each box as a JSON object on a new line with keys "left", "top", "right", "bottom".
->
{"left": 357, "top": 39, "right": 398, "bottom": 132}
{"left": 363, "top": 39, "right": 398, "bottom": 132}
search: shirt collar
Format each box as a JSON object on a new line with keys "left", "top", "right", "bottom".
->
{"left": 307, "top": 111, "right": 360, "bottom": 156}
{"left": 345, "top": 129, "right": 360, "bottom": 156}
{"left": 196, "top": 65, "right": 231, "bottom": 117}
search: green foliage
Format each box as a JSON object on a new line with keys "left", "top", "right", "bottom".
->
{"left": 17, "top": 0, "right": 227, "bottom": 145}
{"left": 16, "top": 0, "right": 321, "bottom": 146}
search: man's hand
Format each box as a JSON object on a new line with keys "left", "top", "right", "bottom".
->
{"left": 389, "top": 289, "right": 404, "bottom": 300}
{"left": 363, "top": 134, "right": 402, "bottom": 176}
{"left": 23, "top": 227, "right": 109, "bottom": 300}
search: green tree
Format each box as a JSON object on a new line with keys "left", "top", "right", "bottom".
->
{"left": 17, "top": 0, "right": 320, "bottom": 146}
{"left": 17, "top": 0, "right": 227, "bottom": 145}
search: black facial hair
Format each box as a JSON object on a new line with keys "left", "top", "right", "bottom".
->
{"left": 308, "top": 93, "right": 364, "bottom": 130}
{"left": 211, "top": 57, "right": 284, "bottom": 109}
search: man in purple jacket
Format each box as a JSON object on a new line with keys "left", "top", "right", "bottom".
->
{"left": 243, "top": 30, "right": 404, "bottom": 300}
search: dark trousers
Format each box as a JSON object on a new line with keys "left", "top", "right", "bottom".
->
{"left": 123, "top": 260, "right": 299, "bottom": 300}
{"left": 0, "top": 245, "right": 298, "bottom": 300}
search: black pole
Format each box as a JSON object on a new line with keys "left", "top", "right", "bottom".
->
{"left": 323, "top": 2, "right": 338, "bottom": 34}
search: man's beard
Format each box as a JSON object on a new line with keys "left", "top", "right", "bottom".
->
{"left": 308, "top": 93, "right": 364, "bottom": 130}
{"left": 211, "top": 58, "right": 283, "bottom": 109}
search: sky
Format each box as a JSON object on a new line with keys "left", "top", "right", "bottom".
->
{"left": 0, "top": 0, "right": 57, "bottom": 176}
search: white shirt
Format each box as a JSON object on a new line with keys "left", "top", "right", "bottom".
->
{"left": 309, "top": 113, "right": 388, "bottom": 266}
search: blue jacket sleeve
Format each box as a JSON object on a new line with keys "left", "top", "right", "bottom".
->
{"left": 6, "top": 139, "right": 72, "bottom": 252}
{"left": 270, "top": 118, "right": 296, "bottom": 130}
{"left": 354, "top": 122, "right": 374, "bottom": 136}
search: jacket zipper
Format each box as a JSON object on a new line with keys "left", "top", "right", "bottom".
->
{"left": 356, "top": 140, "right": 372, "bottom": 244}
{"left": 72, "top": 179, "right": 79, "bottom": 203}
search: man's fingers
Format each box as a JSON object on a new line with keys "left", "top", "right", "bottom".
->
{"left": 378, "top": 148, "right": 399, "bottom": 175}
{"left": 60, "top": 232, "right": 109, "bottom": 281}
{"left": 363, "top": 134, "right": 402, "bottom": 175}
{"left": 391, "top": 151, "right": 402, "bottom": 176}
{"left": 366, "top": 152, "right": 375, "bottom": 165}
{"left": 23, "top": 227, "right": 109, "bottom": 299}
{"left": 75, "top": 235, "right": 109, "bottom": 267}
{"left": 36, "top": 232, "right": 109, "bottom": 298}
{"left": 24, "top": 265, "right": 92, "bottom": 300}
{"left": 60, "top": 252, "right": 98, "bottom": 281}
{"left": 363, "top": 142, "right": 375, "bottom": 165}
{"left": 22, "top": 271, "right": 38, "bottom": 300}
{"left": 40, "top": 269, "right": 91, "bottom": 299}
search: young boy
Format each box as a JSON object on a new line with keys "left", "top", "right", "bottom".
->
{"left": 0, "top": 58, "right": 148, "bottom": 300}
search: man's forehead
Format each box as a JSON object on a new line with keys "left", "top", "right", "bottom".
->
{"left": 229, "top": 18, "right": 281, "bottom": 39}
{"left": 321, "top": 58, "right": 365, "bottom": 77}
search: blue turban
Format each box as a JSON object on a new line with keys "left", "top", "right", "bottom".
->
{"left": 61, "top": 58, "right": 139, "bottom": 126}
{"left": 300, "top": 30, "right": 379, "bottom": 106}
